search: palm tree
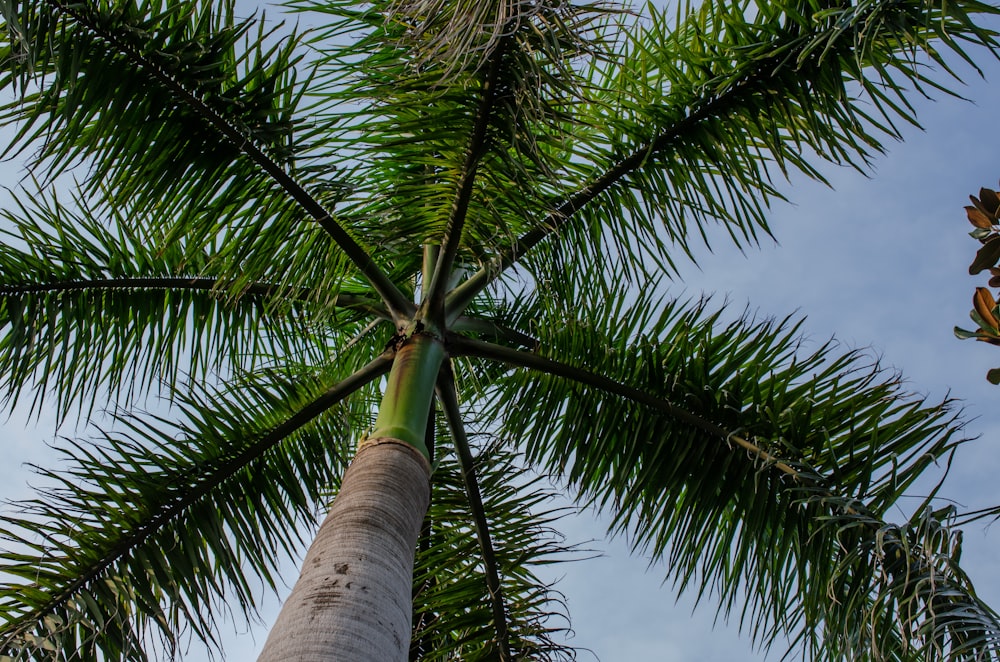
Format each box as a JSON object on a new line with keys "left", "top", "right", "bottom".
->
{"left": 1, "top": 0, "right": 1000, "bottom": 659}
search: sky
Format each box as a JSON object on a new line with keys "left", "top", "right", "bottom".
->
{"left": 3, "top": 2, "right": 1000, "bottom": 661}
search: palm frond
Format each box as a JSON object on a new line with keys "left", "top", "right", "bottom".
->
{"left": 287, "top": 0, "right": 615, "bottom": 280}
{"left": 0, "top": 0, "right": 411, "bottom": 315}
{"left": 412, "top": 432, "right": 578, "bottom": 661}
{"left": 447, "top": 0, "right": 1000, "bottom": 315}
{"left": 1, "top": 0, "right": 298, "bottom": 199}
{"left": 463, "top": 292, "right": 998, "bottom": 660}
{"left": 0, "top": 356, "right": 388, "bottom": 661}
{"left": 436, "top": 367, "right": 513, "bottom": 660}
{"left": 0, "top": 186, "right": 387, "bottom": 419}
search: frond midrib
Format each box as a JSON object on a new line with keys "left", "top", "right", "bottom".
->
{"left": 453, "top": 334, "right": 995, "bottom": 658}
{"left": 0, "top": 275, "right": 388, "bottom": 317}
{"left": 437, "top": 367, "right": 513, "bottom": 660}
{"left": 422, "top": 37, "right": 509, "bottom": 321}
{"left": 454, "top": 334, "right": 899, "bottom": 520}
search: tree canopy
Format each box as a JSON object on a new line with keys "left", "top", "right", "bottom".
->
{"left": 1, "top": 0, "right": 1000, "bottom": 660}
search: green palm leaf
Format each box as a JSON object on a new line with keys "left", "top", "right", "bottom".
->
{"left": 0, "top": 0, "right": 410, "bottom": 313}
{"left": 449, "top": 0, "right": 1000, "bottom": 309}
{"left": 0, "top": 356, "right": 387, "bottom": 660}
{"left": 0, "top": 186, "right": 385, "bottom": 419}
{"left": 461, "top": 290, "right": 994, "bottom": 658}
{"left": 1, "top": 0, "right": 302, "bottom": 202}
{"left": 412, "top": 433, "right": 578, "bottom": 661}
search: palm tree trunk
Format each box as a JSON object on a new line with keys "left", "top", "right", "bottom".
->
{"left": 258, "top": 334, "right": 442, "bottom": 661}
{"left": 256, "top": 437, "right": 431, "bottom": 662}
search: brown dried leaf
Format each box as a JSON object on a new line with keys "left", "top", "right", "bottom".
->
{"left": 967, "top": 206, "right": 995, "bottom": 228}
{"left": 974, "top": 287, "right": 999, "bottom": 329}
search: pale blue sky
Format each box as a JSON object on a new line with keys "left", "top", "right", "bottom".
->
{"left": 3, "top": 3, "right": 1000, "bottom": 661}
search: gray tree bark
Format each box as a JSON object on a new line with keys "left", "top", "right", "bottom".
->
{"left": 257, "top": 437, "right": 431, "bottom": 662}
